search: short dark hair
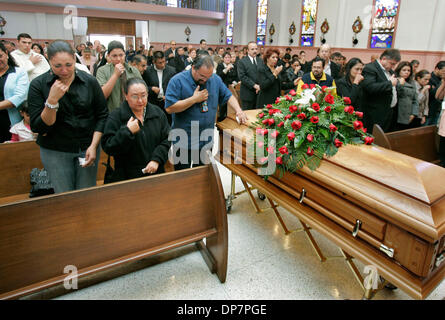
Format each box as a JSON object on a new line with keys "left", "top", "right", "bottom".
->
{"left": 410, "top": 59, "right": 420, "bottom": 66}
{"left": 132, "top": 54, "right": 147, "bottom": 65}
{"left": 200, "top": 39, "right": 206, "bottom": 44}
{"left": 17, "top": 33, "right": 32, "bottom": 41}
{"left": 18, "top": 101, "right": 29, "bottom": 114}
{"left": 124, "top": 78, "right": 148, "bottom": 95}
{"left": 283, "top": 53, "right": 291, "bottom": 61}
{"left": 223, "top": 52, "right": 231, "bottom": 58}
{"left": 107, "top": 40, "right": 125, "bottom": 54}
{"left": 435, "top": 61, "right": 445, "bottom": 70}
{"left": 380, "top": 49, "right": 401, "bottom": 62}
{"left": 312, "top": 56, "right": 325, "bottom": 67}
{"left": 153, "top": 50, "right": 165, "bottom": 61}
{"left": 31, "top": 43, "right": 44, "bottom": 54}
{"left": 330, "top": 52, "right": 342, "bottom": 60}
{"left": 47, "top": 40, "right": 75, "bottom": 60}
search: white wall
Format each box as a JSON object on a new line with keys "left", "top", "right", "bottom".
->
{"left": 148, "top": 20, "right": 220, "bottom": 44}
{"left": 1, "top": 11, "right": 73, "bottom": 40}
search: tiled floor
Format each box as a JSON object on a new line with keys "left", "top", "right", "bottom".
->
{"left": 54, "top": 161, "right": 445, "bottom": 300}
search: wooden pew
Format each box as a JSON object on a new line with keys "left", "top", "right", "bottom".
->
{"left": 373, "top": 124, "right": 441, "bottom": 164}
{"left": 0, "top": 158, "right": 228, "bottom": 299}
{"left": 0, "top": 141, "right": 109, "bottom": 204}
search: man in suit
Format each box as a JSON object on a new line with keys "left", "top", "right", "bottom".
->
{"left": 168, "top": 47, "right": 186, "bottom": 74}
{"left": 360, "top": 49, "right": 401, "bottom": 134}
{"left": 164, "top": 40, "right": 177, "bottom": 61}
{"left": 142, "top": 51, "right": 176, "bottom": 124}
{"left": 237, "top": 41, "right": 262, "bottom": 110}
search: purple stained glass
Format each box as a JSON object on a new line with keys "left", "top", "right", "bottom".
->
{"left": 370, "top": 0, "right": 399, "bottom": 48}
{"left": 301, "top": 36, "right": 314, "bottom": 47}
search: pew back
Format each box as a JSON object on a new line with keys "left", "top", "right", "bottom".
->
{"left": 0, "top": 163, "right": 228, "bottom": 299}
{"left": 373, "top": 124, "right": 440, "bottom": 164}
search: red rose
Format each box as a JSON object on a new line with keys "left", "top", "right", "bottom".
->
{"left": 287, "top": 132, "right": 295, "bottom": 141}
{"left": 324, "top": 106, "right": 332, "bottom": 113}
{"left": 361, "top": 127, "right": 367, "bottom": 133}
{"left": 307, "top": 134, "right": 314, "bottom": 142}
{"left": 289, "top": 105, "right": 298, "bottom": 113}
{"left": 334, "top": 139, "right": 343, "bottom": 148}
{"left": 344, "top": 106, "right": 355, "bottom": 114}
{"left": 266, "top": 104, "right": 273, "bottom": 109}
{"left": 291, "top": 120, "right": 302, "bottom": 130}
{"left": 259, "top": 112, "right": 265, "bottom": 119}
{"left": 324, "top": 94, "right": 335, "bottom": 104}
{"left": 271, "top": 130, "right": 279, "bottom": 138}
{"left": 267, "top": 146, "right": 274, "bottom": 154}
{"left": 277, "top": 121, "right": 284, "bottom": 127}
{"left": 302, "top": 84, "right": 310, "bottom": 90}
{"left": 297, "top": 113, "right": 306, "bottom": 120}
{"left": 269, "top": 109, "right": 275, "bottom": 115}
{"left": 310, "top": 116, "right": 319, "bottom": 124}
{"left": 364, "top": 137, "right": 374, "bottom": 145}
{"left": 343, "top": 97, "right": 351, "bottom": 105}
{"left": 353, "top": 121, "right": 363, "bottom": 130}
{"left": 321, "top": 86, "right": 328, "bottom": 92}
{"left": 309, "top": 84, "right": 316, "bottom": 89}
{"left": 329, "top": 124, "right": 337, "bottom": 132}
{"left": 285, "top": 95, "right": 292, "bottom": 101}
{"left": 285, "top": 114, "right": 292, "bottom": 120}
{"left": 262, "top": 119, "right": 269, "bottom": 125}
{"left": 257, "top": 141, "right": 264, "bottom": 148}
{"left": 289, "top": 89, "right": 297, "bottom": 96}
{"left": 275, "top": 97, "right": 281, "bottom": 104}
{"left": 262, "top": 129, "right": 268, "bottom": 136}
{"left": 275, "top": 156, "right": 283, "bottom": 165}
{"left": 355, "top": 111, "right": 363, "bottom": 118}
{"left": 311, "top": 103, "right": 320, "bottom": 112}
{"left": 279, "top": 146, "right": 289, "bottom": 155}
{"left": 307, "top": 147, "right": 314, "bottom": 156}
{"left": 268, "top": 118, "right": 275, "bottom": 126}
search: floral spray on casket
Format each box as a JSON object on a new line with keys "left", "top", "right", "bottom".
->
{"left": 251, "top": 84, "right": 374, "bottom": 179}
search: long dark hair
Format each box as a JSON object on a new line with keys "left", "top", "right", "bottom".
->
{"left": 0, "top": 42, "right": 18, "bottom": 68}
{"left": 344, "top": 58, "right": 364, "bottom": 84}
{"left": 32, "top": 43, "right": 44, "bottom": 55}
{"left": 395, "top": 61, "right": 413, "bottom": 82}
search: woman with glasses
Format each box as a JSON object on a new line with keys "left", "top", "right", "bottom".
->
{"left": 101, "top": 78, "right": 171, "bottom": 182}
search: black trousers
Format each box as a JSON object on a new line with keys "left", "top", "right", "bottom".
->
{"left": 440, "top": 136, "right": 445, "bottom": 168}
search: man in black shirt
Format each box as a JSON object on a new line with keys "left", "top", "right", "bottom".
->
{"left": 426, "top": 61, "right": 445, "bottom": 125}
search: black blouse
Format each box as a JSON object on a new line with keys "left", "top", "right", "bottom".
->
{"left": 28, "top": 69, "right": 109, "bottom": 153}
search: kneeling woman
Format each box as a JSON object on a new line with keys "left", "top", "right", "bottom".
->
{"left": 102, "top": 78, "right": 171, "bottom": 182}
{"left": 28, "top": 40, "right": 108, "bottom": 193}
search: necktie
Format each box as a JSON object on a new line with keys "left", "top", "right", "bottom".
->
{"left": 253, "top": 58, "right": 257, "bottom": 66}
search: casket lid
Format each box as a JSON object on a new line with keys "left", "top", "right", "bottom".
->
{"left": 218, "top": 110, "right": 445, "bottom": 240}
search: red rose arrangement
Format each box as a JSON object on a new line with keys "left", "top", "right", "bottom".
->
{"left": 252, "top": 85, "right": 374, "bottom": 177}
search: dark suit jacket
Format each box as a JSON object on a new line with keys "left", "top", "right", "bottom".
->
{"left": 164, "top": 48, "right": 176, "bottom": 59}
{"left": 360, "top": 60, "right": 399, "bottom": 133}
{"left": 257, "top": 64, "right": 281, "bottom": 109}
{"left": 142, "top": 65, "right": 177, "bottom": 107}
{"left": 168, "top": 55, "right": 186, "bottom": 74}
{"left": 237, "top": 55, "right": 263, "bottom": 103}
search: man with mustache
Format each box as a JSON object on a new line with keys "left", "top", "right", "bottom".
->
{"left": 165, "top": 54, "right": 247, "bottom": 170}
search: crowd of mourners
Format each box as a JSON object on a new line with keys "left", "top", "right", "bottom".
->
{"left": 0, "top": 33, "right": 444, "bottom": 195}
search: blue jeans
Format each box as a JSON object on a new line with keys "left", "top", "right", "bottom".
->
{"left": 40, "top": 146, "right": 100, "bottom": 193}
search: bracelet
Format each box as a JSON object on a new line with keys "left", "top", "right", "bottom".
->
{"left": 45, "top": 100, "right": 59, "bottom": 110}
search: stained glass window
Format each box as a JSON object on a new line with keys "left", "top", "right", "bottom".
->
{"left": 256, "top": 0, "right": 268, "bottom": 46}
{"left": 226, "top": 0, "right": 234, "bottom": 44}
{"left": 300, "top": 0, "right": 318, "bottom": 47}
{"left": 370, "top": 0, "right": 400, "bottom": 48}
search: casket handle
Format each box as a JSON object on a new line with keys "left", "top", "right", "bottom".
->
{"left": 298, "top": 188, "right": 306, "bottom": 203}
{"left": 352, "top": 219, "right": 362, "bottom": 238}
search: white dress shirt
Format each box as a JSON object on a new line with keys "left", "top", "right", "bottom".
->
{"left": 154, "top": 66, "right": 164, "bottom": 97}
{"left": 377, "top": 59, "right": 397, "bottom": 108}
{"left": 10, "top": 49, "right": 50, "bottom": 82}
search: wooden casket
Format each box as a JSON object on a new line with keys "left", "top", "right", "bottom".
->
{"left": 216, "top": 110, "right": 445, "bottom": 299}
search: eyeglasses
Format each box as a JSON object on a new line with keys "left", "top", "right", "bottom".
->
{"left": 130, "top": 94, "right": 148, "bottom": 101}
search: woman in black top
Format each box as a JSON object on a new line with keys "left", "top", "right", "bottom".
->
{"left": 281, "top": 57, "right": 304, "bottom": 94}
{"left": 101, "top": 78, "right": 170, "bottom": 182}
{"left": 28, "top": 40, "right": 108, "bottom": 193}
{"left": 216, "top": 52, "right": 238, "bottom": 87}
{"left": 257, "top": 48, "right": 283, "bottom": 108}
{"left": 336, "top": 58, "right": 364, "bottom": 111}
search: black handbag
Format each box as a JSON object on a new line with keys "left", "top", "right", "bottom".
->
{"left": 103, "top": 155, "right": 115, "bottom": 184}
{"left": 29, "top": 168, "right": 55, "bottom": 198}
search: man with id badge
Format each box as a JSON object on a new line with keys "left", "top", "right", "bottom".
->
{"left": 165, "top": 54, "right": 247, "bottom": 170}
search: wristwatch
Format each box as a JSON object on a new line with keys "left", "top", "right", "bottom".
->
{"left": 45, "top": 100, "right": 59, "bottom": 110}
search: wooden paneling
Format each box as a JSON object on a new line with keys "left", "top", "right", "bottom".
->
{"left": 87, "top": 17, "right": 135, "bottom": 36}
